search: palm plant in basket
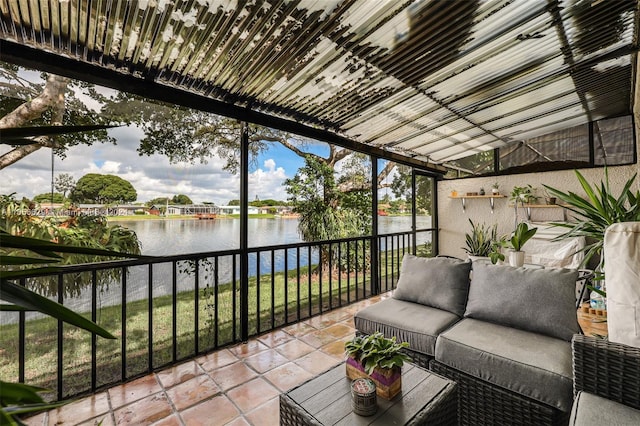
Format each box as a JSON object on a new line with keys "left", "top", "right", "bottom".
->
{"left": 543, "top": 169, "right": 640, "bottom": 295}
{"left": 345, "top": 332, "right": 409, "bottom": 399}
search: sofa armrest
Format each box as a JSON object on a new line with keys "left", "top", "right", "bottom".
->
{"left": 572, "top": 334, "right": 640, "bottom": 410}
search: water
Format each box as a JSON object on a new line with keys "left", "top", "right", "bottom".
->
{"left": 1, "top": 216, "right": 432, "bottom": 322}
{"left": 121, "top": 215, "right": 431, "bottom": 255}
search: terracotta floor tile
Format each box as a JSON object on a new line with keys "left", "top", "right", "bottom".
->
{"left": 243, "top": 349, "right": 289, "bottom": 373}
{"left": 48, "top": 392, "right": 110, "bottom": 424}
{"left": 299, "top": 329, "right": 342, "bottom": 348}
{"left": 229, "top": 340, "right": 269, "bottom": 358}
{"left": 149, "top": 414, "right": 181, "bottom": 426}
{"left": 323, "top": 323, "right": 355, "bottom": 338}
{"left": 274, "top": 339, "right": 316, "bottom": 360}
{"left": 244, "top": 398, "right": 280, "bottom": 426}
{"left": 164, "top": 374, "right": 220, "bottom": 411}
{"left": 256, "top": 329, "right": 294, "bottom": 348}
{"left": 263, "top": 362, "right": 313, "bottom": 392}
{"left": 179, "top": 395, "right": 239, "bottom": 426}
{"left": 281, "top": 322, "right": 317, "bottom": 337}
{"left": 306, "top": 315, "right": 338, "bottom": 329}
{"left": 108, "top": 375, "right": 162, "bottom": 409}
{"left": 21, "top": 412, "right": 46, "bottom": 426}
{"left": 114, "top": 393, "right": 172, "bottom": 425}
{"left": 226, "top": 378, "right": 280, "bottom": 412}
{"left": 77, "top": 414, "right": 115, "bottom": 426}
{"left": 320, "top": 337, "right": 351, "bottom": 360}
{"left": 224, "top": 416, "right": 251, "bottom": 426}
{"left": 197, "top": 349, "right": 238, "bottom": 371}
{"left": 295, "top": 351, "right": 341, "bottom": 375}
{"left": 208, "top": 361, "right": 257, "bottom": 391}
{"left": 156, "top": 360, "right": 204, "bottom": 389}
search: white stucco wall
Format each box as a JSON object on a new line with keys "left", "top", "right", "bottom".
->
{"left": 437, "top": 162, "right": 640, "bottom": 258}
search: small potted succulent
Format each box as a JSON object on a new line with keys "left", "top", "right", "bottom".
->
{"left": 345, "top": 332, "right": 408, "bottom": 399}
{"left": 491, "top": 182, "right": 500, "bottom": 195}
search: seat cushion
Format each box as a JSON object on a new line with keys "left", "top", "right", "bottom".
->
{"left": 465, "top": 262, "right": 580, "bottom": 341}
{"left": 355, "top": 298, "right": 461, "bottom": 356}
{"left": 570, "top": 391, "right": 640, "bottom": 425}
{"left": 435, "top": 318, "right": 573, "bottom": 412}
{"left": 392, "top": 254, "right": 471, "bottom": 316}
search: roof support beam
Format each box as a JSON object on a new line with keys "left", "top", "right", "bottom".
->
{"left": 0, "top": 39, "right": 446, "bottom": 175}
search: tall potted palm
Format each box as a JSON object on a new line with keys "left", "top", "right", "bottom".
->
{"left": 543, "top": 169, "right": 640, "bottom": 294}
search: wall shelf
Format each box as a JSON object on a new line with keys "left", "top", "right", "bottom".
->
{"left": 510, "top": 203, "right": 569, "bottom": 221}
{"left": 449, "top": 194, "right": 506, "bottom": 213}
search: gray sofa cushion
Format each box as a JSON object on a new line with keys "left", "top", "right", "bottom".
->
{"left": 435, "top": 318, "right": 573, "bottom": 412}
{"left": 570, "top": 391, "right": 640, "bottom": 425}
{"left": 465, "top": 263, "right": 580, "bottom": 341}
{"left": 355, "top": 298, "right": 461, "bottom": 356}
{"left": 392, "top": 254, "right": 471, "bottom": 316}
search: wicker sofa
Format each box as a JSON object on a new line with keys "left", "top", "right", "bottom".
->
{"left": 355, "top": 255, "right": 582, "bottom": 425}
{"left": 570, "top": 334, "right": 640, "bottom": 425}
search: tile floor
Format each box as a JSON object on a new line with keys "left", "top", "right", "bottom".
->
{"left": 24, "top": 293, "right": 390, "bottom": 426}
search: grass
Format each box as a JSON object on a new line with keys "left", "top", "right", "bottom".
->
{"left": 0, "top": 266, "right": 376, "bottom": 398}
{"left": 0, "top": 246, "right": 423, "bottom": 398}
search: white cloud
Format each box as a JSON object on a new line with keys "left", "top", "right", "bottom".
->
{"left": 0, "top": 128, "right": 295, "bottom": 205}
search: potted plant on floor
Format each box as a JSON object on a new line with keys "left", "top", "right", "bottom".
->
{"left": 462, "top": 219, "right": 498, "bottom": 262}
{"left": 507, "top": 222, "right": 538, "bottom": 267}
{"left": 345, "top": 332, "right": 409, "bottom": 399}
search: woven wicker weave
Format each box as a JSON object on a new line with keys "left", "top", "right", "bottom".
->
{"left": 572, "top": 334, "right": 640, "bottom": 410}
{"left": 430, "top": 361, "right": 569, "bottom": 426}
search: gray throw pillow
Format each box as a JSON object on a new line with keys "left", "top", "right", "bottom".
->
{"left": 392, "top": 254, "right": 471, "bottom": 316}
{"left": 464, "top": 263, "right": 580, "bottom": 341}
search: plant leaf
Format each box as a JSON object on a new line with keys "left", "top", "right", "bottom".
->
{"left": 0, "top": 381, "right": 46, "bottom": 405}
{"left": 0, "top": 280, "right": 115, "bottom": 339}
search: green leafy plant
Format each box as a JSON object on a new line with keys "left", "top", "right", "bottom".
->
{"left": 510, "top": 185, "right": 537, "bottom": 205}
{"left": 509, "top": 222, "right": 538, "bottom": 252}
{"left": 462, "top": 219, "right": 498, "bottom": 257}
{"left": 345, "top": 332, "right": 409, "bottom": 374}
{"left": 543, "top": 169, "right": 640, "bottom": 272}
{"left": 0, "top": 230, "right": 144, "bottom": 423}
{"left": 488, "top": 236, "right": 508, "bottom": 264}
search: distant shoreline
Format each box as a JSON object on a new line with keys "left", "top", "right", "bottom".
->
{"left": 107, "top": 214, "right": 277, "bottom": 222}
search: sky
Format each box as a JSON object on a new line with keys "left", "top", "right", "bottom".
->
{"left": 1, "top": 65, "right": 394, "bottom": 206}
{"left": 1, "top": 123, "right": 312, "bottom": 205}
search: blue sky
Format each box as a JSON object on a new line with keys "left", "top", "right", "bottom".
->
{"left": 1, "top": 124, "right": 322, "bottom": 205}
{"left": 1, "top": 67, "right": 390, "bottom": 205}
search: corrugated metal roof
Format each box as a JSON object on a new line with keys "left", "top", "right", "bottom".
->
{"left": 0, "top": 0, "right": 637, "bottom": 167}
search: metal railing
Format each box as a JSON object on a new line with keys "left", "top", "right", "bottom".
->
{"left": 0, "top": 229, "right": 435, "bottom": 400}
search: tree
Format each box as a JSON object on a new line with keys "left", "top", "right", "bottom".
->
{"left": 33, "top": 192, "right": 65, "bottom": 203}
{"left": 0, "top": 64, "right": 115, "bottom": 169}
{"left": 146, "top": 197, "right": 170, "bottom": 207}
{"left": 54, "top": 173, "right": 76, "bottom": 198}
{"left": 70, "top": 173, "right": 137, "bottom": 204}
{"left": 172, "top": 194, "right": 192, "bottom": 204}
{"left": 285, "top": 156, "right": 371, "bottom": 270}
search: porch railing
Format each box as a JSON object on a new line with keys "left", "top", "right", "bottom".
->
{"left": 0, "top": 229, "right": 435, "bottom": 400}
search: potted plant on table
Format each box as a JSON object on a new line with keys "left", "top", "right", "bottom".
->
{"left": 345, "top": 332, "right": 409, "bottom": 399}
{"left": 507, "top": 222, "right": 538, "bottom": 267}
{"left": 462, "top": 219, "right": 498, "bottom": 262}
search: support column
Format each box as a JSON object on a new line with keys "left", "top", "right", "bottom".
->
{"left": 240, "top": 122, "right": 249, "bottom": 342}
{"left": 370, "top": 156, "right": 379, "bottom": 295}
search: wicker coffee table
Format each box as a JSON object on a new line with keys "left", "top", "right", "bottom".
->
{"left": 280, "top": 362, "right": 457, "bottom": 425}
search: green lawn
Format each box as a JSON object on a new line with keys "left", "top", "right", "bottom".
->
{"left": 0, "top": 247, "right": 420, "bottom": 398}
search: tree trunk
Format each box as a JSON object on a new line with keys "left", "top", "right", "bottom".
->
{"left": 0, "top": 74, "right": 68, "bottom": 170}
